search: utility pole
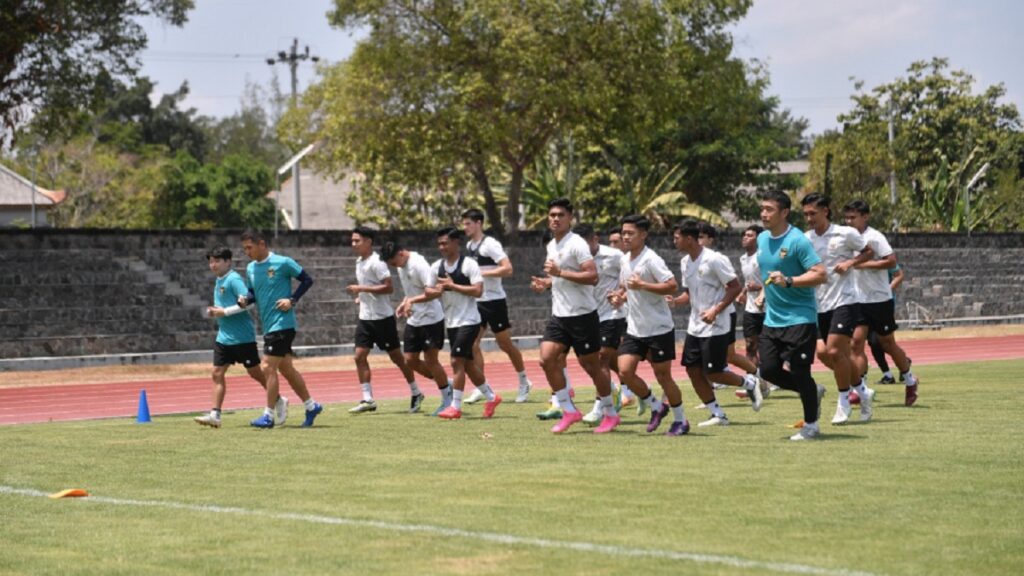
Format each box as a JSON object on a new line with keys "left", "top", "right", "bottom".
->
{"left": 887, "top": 98, "right": 899, "bottom": 232}
{"left": 267, "top": 39, "right": 318, "bottom": 231}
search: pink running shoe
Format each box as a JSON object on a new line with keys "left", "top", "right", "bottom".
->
{"left": 551, "top": 410, "right": 583, "bottom": 433}
{"left": 483, "top": 395, "right": 503, "bottom": 418}
{"left": 593, "top": 414, "right": 621, "bottom": 434}
{"left": 437, "top": 406, "right": 462, "bottom": 420}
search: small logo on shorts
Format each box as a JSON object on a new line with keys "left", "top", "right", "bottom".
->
{"left": 268, "top": 345, "right": 274, "bottom": 352}
{"left": 708, "top": 363, "right": 713, "bottom": 368}
{"left": 584, "top": 343, "right": 590, "bottom": 350}
{"left": 657, "top": 350, "right": 664, "bottom": 356}
{"left": 800, "top": 353, "right": 807, "bottom": 359}
{"left": 456, "top": 347, "right": 461, "bottom": 352}
{"left": 838, "top": 323, "right": 844, "bottom": 329}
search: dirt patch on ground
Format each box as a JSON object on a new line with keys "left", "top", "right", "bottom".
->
{"left": 3, "top": 324, "right": 1022, "bottom": 388}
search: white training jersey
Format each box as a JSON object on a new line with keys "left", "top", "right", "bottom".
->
{"left": 396, "top": 251, "right": 444, "bottom": 327}
{"left": 466, "top": 235, "right": 508, "bottom": 302}
{"left": 739, "top": 251, "right": 763, "bottom": 315}
{"left": 546, "top": 232, "right": 598, "bottom": 317}
{"left": 429, "top": 256, "right": 484, "bottom": 329}
{"left": 681, "top": 247, "right": 737, "bottom": 338}
{"left": 355, "top": 252, "right": 394, "bottom": 321}
{"left": 594, "top": 244, "right": 627, "bottom": 322}
{"left": 805, "top": 224, "right": 867, "bottom": 312}
{"left": 855, "top": 226, "right": 895, "bottom": 304}
{"left": 620, "top": 246, "right": 676, "bottom": 338}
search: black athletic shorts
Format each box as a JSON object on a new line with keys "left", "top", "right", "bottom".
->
{"left": 447, "top": 324, "right": 481, "bottom": 360}
{"left": 477, "top": 299, "right": 512, "bottom": 334}
{"left": 355, "top": 316, "right": 401, "bottom": 352}
{"left": 682, "top": 332, "right": 731, "bottom": 373}
{"left": 543, "top": 311, "right": 601, "bottom": 356}
{"left": 817, "top": 303, "right": 859, "bottom": 341}
{"left": 858, "top": 299, "right": 899, "bottom": 336}
{"left": 403, "top": 320, "right": 445, "bottom": 354}
{"left": 619, "top": 330, "right": 676, "bottom": 363}
{"left": 759, "top": 323, "right": 817, "bottom": 367}
{"left": 213, "top": 341, "right": 260, "bottom": 367}
{"left": 599, "top": 318, "right": 627, "bottom": 350}
{"left": 743, "top": 312, "right": 765, "bottom": 338}
{"left": 726, "top": 311, "right": 738, "bottom": 344}
{"left": 263, "top": 329, "right": 296, "bottom": 357}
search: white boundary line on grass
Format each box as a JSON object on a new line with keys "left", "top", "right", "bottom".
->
{"left": 2, "top": 485, "right": 876, "bottom": 576}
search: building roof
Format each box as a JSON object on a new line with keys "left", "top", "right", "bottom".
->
{"left": 271, "top": 169, "right": 356, "bottom": 230}
{"left": 0, "top": 163, "right": 66, "bottom": 207}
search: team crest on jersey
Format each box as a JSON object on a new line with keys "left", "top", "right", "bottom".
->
{"left": 219, "top": 286, "right": 225, "bottom": 295}
{"left": 779, "top": 248, "right": 788, "bottom": 259}
{"left": 267, "top": 267, "right": 276, "bottom": 278}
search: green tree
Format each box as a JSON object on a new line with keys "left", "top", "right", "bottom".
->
{"left": 286, "top": 0, "right": 757, "bottom": 238}
{"left": 1, "top": 0, "right": 194, "bottom": 143}
{"left": 806, "top": 58, "right": 1024, "bottom": 231}
{"left": 154, "top": 152, "right": 276, "bottom": 229}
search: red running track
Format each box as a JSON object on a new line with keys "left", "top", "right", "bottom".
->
{"left": 1, "top": 335, "right": 1022, "bottom": 426}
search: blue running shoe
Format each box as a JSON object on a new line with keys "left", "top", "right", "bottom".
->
{"left": 646, "top": 403, "right": 669, "bottom": 433}
{"left": 250, "top": 413, "right": 274, "bottom": 429}
{"left": 431, "top": 400, "right": 451, "bottom": 417}
{"left": 301, "top": 403, "right": 323, "bottom": 427}
{"left": 665, "top": 420, "right": 690, "bottom": 436}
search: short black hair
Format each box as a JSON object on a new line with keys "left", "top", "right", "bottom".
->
{"left": 844, "top": 199, "right": 871, "bottom": 214}
{"left": 698, "top": 221, "right": 717, "bottom": 238}
{"left": 436, "top": 226, "right": 463, "bottom": 241}
{"left": 621, "top": 214, "right": 651, "bottom": 231}
{"left": 547, "top": 197, "right": 574, "bottom": 214}
{"left": 572, "top": 223, "right": 595, "bottom": 238}
{"left": 461, "top": 208, "right": 485, "bottom": 223}
{"left": 352, "top": 226, "right": 377, "bottom": 243}
{"left": 759, "top": 190, "right": 792, "bottom": 211}
{"left": 744, "top": 224, "right": 764, "bottom": 235}
{"left": 607, "top": 227, "right": 622, "bottom": 237}
{"left": 240, "top": 229, "right": 267, "bottom": 244}
{"left": 379, "top": 241, "right": 401, "bottom": 262}
{"left": 672, "top": 218, "right": 701, "bottom": 239}
{"left": 206, "top": 245, "right": 232, "bottom": 260}
{"left": 801, "top": 192, "right": 833, "bottom": 218}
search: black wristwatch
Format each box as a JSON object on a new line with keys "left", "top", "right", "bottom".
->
{"left": 784, "top": 276, "right": 793, "bottom": 288}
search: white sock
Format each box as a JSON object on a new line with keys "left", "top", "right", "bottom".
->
{"left": 671, "top": 403, "right": 685, "bottom": 422}
{"left": 853, "top": 382, "right": 867, "bottom": 396}
{"left": 360, "top": 382, "right": 373, "bottom": 402}
{"left": 562, "top": 367, "right": 572, "bottom": 389}
{"left": 903, "top": 371, "right": 918, "bottom": 386}
{"left": 452, "top": 388, "right": 464, "bottom": 410}
{"left": 645, "top": 393, "right": 662, "bottom": 414}
{"left": 599, "top": 395, "right": 616, "bottom": 416}
{"left": 518, "top": 371, "right": 530, "bottom": 383}
{"left": 591, "top": 399, "right": 602, "bottom": 412}
{"left": 839, "top": 390, "right": 851, "bottom": 410}
{"left": 303, "top": 398, "right": 316, "bottom": 411}
{"left": 620, "top": 385, "right": 634, "bottom": 399}
{"left": 476, "top": 383, "right": 496, "bottom": 401}
{"left": 408, "top": 380, "right": 421, "bottom": 396}
{"left": 550, "top": 394, "right": 561, "bottom": 408}
{"left": 263, "top": 407, "right": 274, "bottom": 419}
{"left": 707, "top": 401, "right": 725, "bottom": 419}
{"left": 447, "top": 377, "right": 454, "bottom": 388}
{"left": 743, "top": 374, "right": 758, "bottom": 391}
{"left": 555, "top": 387, "right": 577, "bottom": 413}
{"left": 440, "top": 385, "right": 452, "bottom": 404}
{"left": 883, "top": 371, "right": 894, "bottom": 379}
{"left": 211, "top": 409, "right": 221, "bottom": 419}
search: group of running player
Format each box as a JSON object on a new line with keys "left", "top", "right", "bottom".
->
{"left": 196, "top": 190, "right": 918, "bottom": 441}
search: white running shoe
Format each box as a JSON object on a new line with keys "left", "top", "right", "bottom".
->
{"left": 275, "top": 395, "right": 289, "bottom": 426}
{"left": 748, "top": 375, "right": 764, "bottom": 412}
{"left": 790, "top": 421, "right": 820, "bottom": 441}
{"left": 464, "top": 388, "right": 485, "bottom": 404}
{"left": 712, "top": 382, "right": 728, "bottom": 390}
{"left": 348, "top": 400, "right": 377, "bottom": 413}
{"left": 832, "top": 401, "right": 851, "bottom": 425}
{"left": 860, "top": 388, "right": 875, "bottom": 422}
{"left": 515, "top": 379, "right": 533, "bottom": 403}
{"left": 194, "top": 413, "right": 221, "bottom": 428}
{"left": 758, "top": 376, "right": 772, "bottom": 400}
{"left": 698, "top": 415, "right": 730, "bottom": 427}
{"left": 582, "top": 401, "right": 603, "bottom": 426}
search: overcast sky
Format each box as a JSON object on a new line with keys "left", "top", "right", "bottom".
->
{"left": 140, "top": 0, "right": 1024, "bottom": 137}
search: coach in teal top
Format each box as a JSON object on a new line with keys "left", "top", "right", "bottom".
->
{"left": 755, "top": 190, "right": 826, "bottom": 440}
{"left": 215, "top": 268, "right": 256, "bottom": 345}
{"left": 239, "top": 230, "right": 322, "bottom": 430}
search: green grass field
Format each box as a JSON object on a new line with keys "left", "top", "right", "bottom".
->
{"left": 2, "top": 359, "right": 1023, "bottom": 575}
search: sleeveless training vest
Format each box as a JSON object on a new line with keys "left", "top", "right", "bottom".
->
{"left": 466, "top": 236, "right": 497, "bottom": 267}
{"left": 437, "top": 254, "right": 472, "bottom": 286}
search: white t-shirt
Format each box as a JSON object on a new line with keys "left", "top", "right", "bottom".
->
{"left": 681, "top": 247, "right": 737, "bottom": 338}
{"left": 739, "top": 251, "right": 763, "bottom": 315}
{"left": 466, "top": 235, "right": 509, "bottom": 302}
{"left": 594, "top": 244, "right": 627, "bottom": 322}
{"left": 806, "top": 224, "right": 868, "bottom": 312}
{"left": 355, "top": 252, "right": 394, "bottom": 321}
{"left": 620, "top": 246, "right": 676, "bottom": 338}
{"left": 546, "top": 232, "right": 598, "bottom": 317}
{"left": 429, "top": 256, "right": 484, "bottom": 329}
{"left": 855, "top": 226, "right": 895, "bottom": 304}
{"left": 396, "top": 251, "right": 444, "bottom": 327}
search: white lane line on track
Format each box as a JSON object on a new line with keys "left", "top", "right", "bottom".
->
{"left": 1, "top": 485, "right": 878, "bottom": 576}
